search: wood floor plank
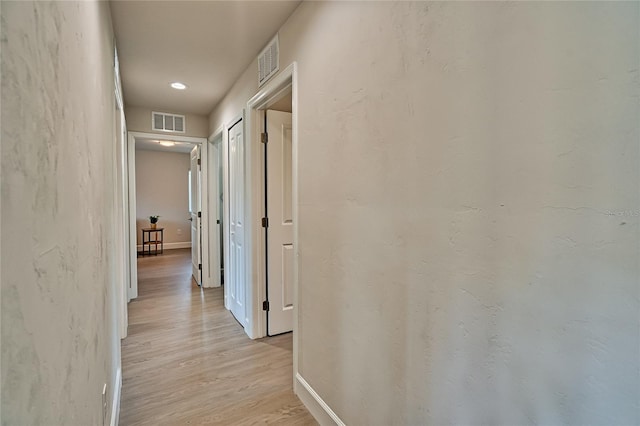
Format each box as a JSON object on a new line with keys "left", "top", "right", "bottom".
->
{"left": 120, "top": 249, "right": 316, "bottom": 426}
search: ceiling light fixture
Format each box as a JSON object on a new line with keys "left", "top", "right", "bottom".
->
{"left": 159, "top": 141, "right": 175, "bottom": 147}
{"left": 170, "top": 82, "right": 187, "bottom": 90}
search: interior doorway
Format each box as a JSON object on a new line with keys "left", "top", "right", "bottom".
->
{"left": 207, "top": 130, "right": 225, "bottom": 289}
{"left": 215, "top": 64, "right": 297, "bottom": 340}
{"left": 241, "top": 62, "right": 297, "bottom": 340}
{"left": 126, "top": 132, "right": 212, "bottom": 300}
{"left": 263, "top": 91, "right": 293, "bottom": 336}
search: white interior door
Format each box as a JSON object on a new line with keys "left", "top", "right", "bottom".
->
{"left": 266, "top": 110, "right": 293, "bottom": 335}
{"left": 228, "top": 120, "right": 246, "bottom": 326}
{"left": 190, "top": 145, "right": 202, "bottom": 285}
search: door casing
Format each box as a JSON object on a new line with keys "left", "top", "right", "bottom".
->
{"left": 190, "top": 145, "right": 202, "bottom": 285}
{"left": 114, "top": 47, "right": 128, "bottom": 339}
{"left": 245, "top": 63, "right": 298, "bottom": 345}
{"left": 125, "top": 132, "right": 210, "bottom": 301}
{"left": 206, "top": 127, "right": 224, "bottom": 289}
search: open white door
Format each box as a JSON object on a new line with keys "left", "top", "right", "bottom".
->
{"left": 265, "top": 110, "right": 293, "bottom": 335}
{"left": 227, "top": 119, "right": 246, "bottom": 326}
{"left": 190, "top": 145, "right": 202, "bottom": 285}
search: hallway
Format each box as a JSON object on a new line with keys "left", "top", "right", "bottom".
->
{"left": 120, "top": 249, "right": 315, "bottom": 425}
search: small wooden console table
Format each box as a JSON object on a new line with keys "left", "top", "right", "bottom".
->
{"left": 141, "top": 227, "right": 164, "bottom": 256}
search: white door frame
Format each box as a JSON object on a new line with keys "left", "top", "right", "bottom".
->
{"left": 126, "top": 131, "right": 210, "bottom": 300}
{"left": 114, "top": 48, "right": 128, "bottom": 339}
{"left": 190, "top": 145, "right": 202, "bottom": 285}
{"left": 207, "top": 126, "right": 225, "bottom": 289}
{"left": 218, "top": 123, "right": 232, "bottom": 310}
{"left": 245, "top": 62, "right": 298, "bottom": 343}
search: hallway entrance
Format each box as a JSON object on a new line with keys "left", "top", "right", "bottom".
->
{"left": 120, "top": 249, "right": 315, "bottom": 425}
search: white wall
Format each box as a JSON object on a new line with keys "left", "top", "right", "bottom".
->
{"left": 208, "top": 2, "right": 639, "bottom": 424}
{"left": 135, "top": 150, "right": 191, "bottom": 246}
{"left": 126, "top": 105, "right": 209, "bottom": 138}
{"left": 1, "top": 1, "right": 122, "bottom": 424}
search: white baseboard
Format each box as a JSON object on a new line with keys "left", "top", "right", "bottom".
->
{"left": 295, "top": 373, "right": 345, "bottom": 426}
{"left": 110, "top": 367, "right": 122, "bottom": 426}
{"left": 136, "top": 242, "right": 192, "bottom": 251}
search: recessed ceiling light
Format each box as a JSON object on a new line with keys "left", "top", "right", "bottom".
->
{"left": 159, "top": 141, "right": 175, "bottom": 147}
{"left": 170, "top": 82, "right": 187, "bottom": 90}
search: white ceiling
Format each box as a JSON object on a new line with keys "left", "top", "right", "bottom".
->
{"left": 109, "top": 1, "right": 301, "bottom": 115}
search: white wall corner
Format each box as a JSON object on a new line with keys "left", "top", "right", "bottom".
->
{"left": 295, "top": 373, "right": 345, "bottom": 426}
{"left": 110, "top": 368, "right": 122, "bottom": 426}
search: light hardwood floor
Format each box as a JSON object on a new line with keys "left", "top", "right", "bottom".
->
{"left": 120, "top": 248, "right": 316, "bottom": 425}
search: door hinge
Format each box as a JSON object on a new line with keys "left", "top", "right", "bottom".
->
{"left": 261, "top": 217, "right": 269, "bottom": 228}
{"left": 216, "top": 219, "right": 220, "bottom": 224}
{"left": 261, "top": 132, "right": 268, "bottom": 144}
{"left": 197, "top": 158, "right": 201, "bottom": 166}
{"left": 197, "top": 211, "right": 201, "bottom": 218}
{"left": 198, "top": 263, "right": 202, "bottom": 270}
{"left": 262, "top": 300, "right": 270, "bottom": 311}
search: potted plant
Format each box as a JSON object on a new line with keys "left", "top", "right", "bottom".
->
{"left": 149, "top": 215, "right": 160, "bottom": 229}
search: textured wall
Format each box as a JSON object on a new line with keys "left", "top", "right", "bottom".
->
{"left": 1, "top": 1, "right": 121, "bottom": 425}
{"left": 295, "top": 4, "right": 639, "bottom": 424}
{"left": 126, "top": 105, "right": 209, "bottom": 138}
{"left": 209, "top": 2, "right": 640, "bottom": 424}
{"left": 135, "top": 150, "right": 191, "bottom": 245}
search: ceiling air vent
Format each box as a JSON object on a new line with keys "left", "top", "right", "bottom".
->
{"left": 152, "top": 111, "right": 186, "bottom": 133}
{"left": 258, "top": 34, "right": 279, "bottom": 87}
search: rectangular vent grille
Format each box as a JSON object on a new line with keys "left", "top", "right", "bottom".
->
{"left": 152, "top": 111, "right": 186, "bottom": 133}
{"left": 258, "top": 34, "right": 279, "bottom": 87}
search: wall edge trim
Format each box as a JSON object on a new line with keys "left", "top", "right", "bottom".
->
{"left": 295, "top": 373, "right": 345, "bottom": 426}
{"left": 110, "top": 367, "right": 122, "bottom": 426}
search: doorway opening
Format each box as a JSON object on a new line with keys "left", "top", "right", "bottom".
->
{"left": 244, "top": 62, "right": 298, "bottom": 342}
{"left": 263, "top": 90, "right": 293, "bottom": 336}
{"left": 126, "top": 132, "right": 213, "bottom": 301}
{"left": 206, "top": 129, "right": 225, "bottom": 293}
